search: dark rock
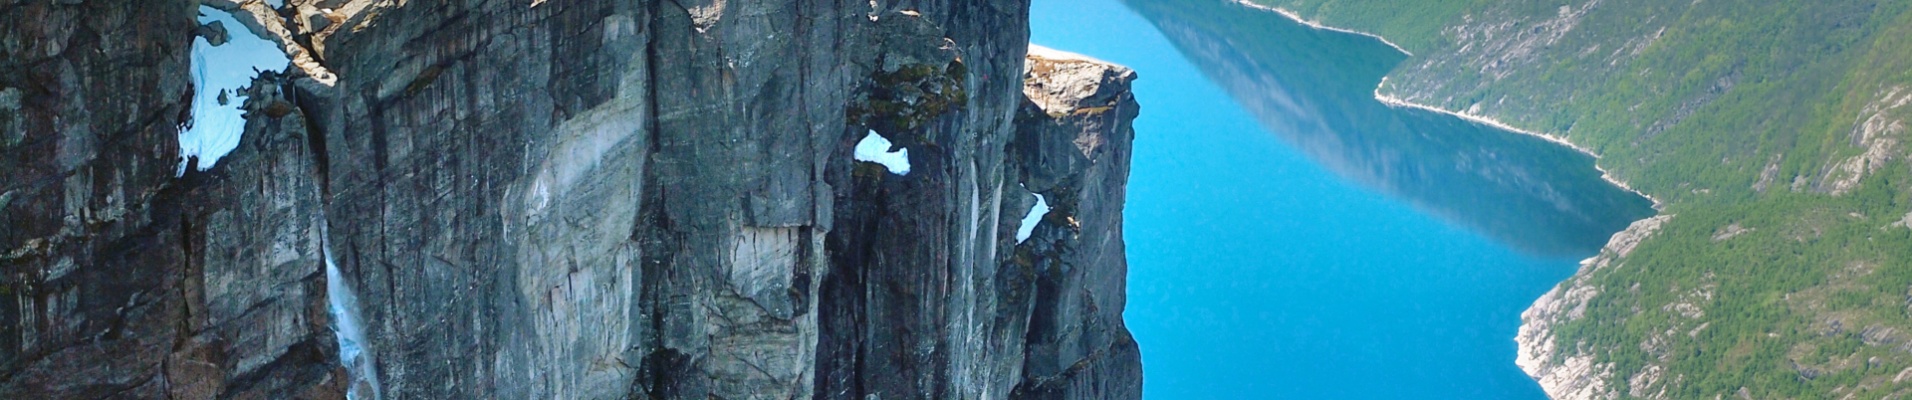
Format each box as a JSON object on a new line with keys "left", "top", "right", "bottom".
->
{"left": 1009, "top": 47, "right": 1143, "bottom": 400}
{"left": 2, "top": 0, "right": 198, "bottom": 397}
{"left": 3, "top": 1, "right": 1144, "bottom": 398}
{"left": 197, "top": 20, "right": 231, "bottom": 46}
{"left": 172, "top": 70, "right": 347, "bottom": 399}
{"left": 2, "top": 2, "right": 343, "bottom": 398}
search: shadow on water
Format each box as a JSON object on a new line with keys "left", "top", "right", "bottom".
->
{"left": 1122, "top": 0, "right": 1656, "bottom": 257}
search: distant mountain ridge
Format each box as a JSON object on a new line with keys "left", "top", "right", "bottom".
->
{"left": 1124, "top": 0, "right": 1656, "bottom": 259}
{"left": 1243, "top": 0, "right": 1912, "bottom": 398}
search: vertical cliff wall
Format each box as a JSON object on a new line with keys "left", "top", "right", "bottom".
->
{"left": 2, "top": 1, "right": 1142, "bottom": 399}
{"left": 2, "top": 0, "right": 201, "bottom": 396}
{"left": 1007, "top": 46, "right": 1142, "bottom": 400}
{"left": 3, "top": 2, "right": 347, "bottom": 398}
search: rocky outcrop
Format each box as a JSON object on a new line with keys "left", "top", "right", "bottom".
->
{"left": 1515, "top": 215, "right": 1672, "bottom": 400}
{"left": 1007, "top": 46, "right": 1142, "bottom": 400}
{"left": 1820, "top": 85, "right": 1911, "bottom": 195}
{"left": 4, "top": 1, "right": 1142, "bottom": 399}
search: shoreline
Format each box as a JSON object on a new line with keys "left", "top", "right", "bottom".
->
{"left": 1372, "top": 83, "right": 1666, "bottom": 210}
{"left": 1229, "top": 0, "right": 1664, "bottom": 209}
{"left": 1229, "top": 2, "right": 1673, "bottom": 397}
{"left": 1226, "top": 0, "right": 1413, "bottom": 56}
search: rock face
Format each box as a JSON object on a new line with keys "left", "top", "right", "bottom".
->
{"left": 1, "top": 0, "right": 198, "bottom": 396}
{"left": 2, "top": 1, "right": 1143, "bottom": 399}
{"left": 1007, "top": 46, "right": 1143, "bottom": 400}
{"left": 2, "top": 1, "right": 345, "bottom": 397}
{"left": 167, "top": 71, "right": 350, "bottom": 400}
{"left": 1515, "top": 215, "right": 1672, "bottom": 400}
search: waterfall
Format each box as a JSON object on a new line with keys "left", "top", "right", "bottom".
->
{"left": 322, "top": 229, "right": 382, "bottom": 400}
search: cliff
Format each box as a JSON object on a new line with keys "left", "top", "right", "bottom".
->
{"left": 3, "top": 1, "right": 348, "bottom": 397}
{"left": 1, "top": 1, "right": 1143, "bottom": 399}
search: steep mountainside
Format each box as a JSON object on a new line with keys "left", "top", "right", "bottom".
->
{"left": 3, "top": 1, "right": 348, "bottom": 397}
{"left": 1251, "top": 0, "right": 1912, "bottom": 398}
{"left": 1123, "top": 0, "right": 1655, "bottom": 258}
{"left": 2, "top": 1, "right": 1142, "bottom": 399}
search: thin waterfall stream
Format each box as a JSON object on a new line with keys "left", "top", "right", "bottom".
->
{"left": 187, "top": 5, "right": 381, "bottom": 398}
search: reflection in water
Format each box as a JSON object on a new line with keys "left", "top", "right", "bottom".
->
{"left": 1123, "top": 0, "right": 1655, "bottom": 257}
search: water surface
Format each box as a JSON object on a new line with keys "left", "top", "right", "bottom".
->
{"left": 1029, "top": 0, "right": 1655, "bottom": 398}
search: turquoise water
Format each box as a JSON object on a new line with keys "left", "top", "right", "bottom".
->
{"left": 1030, "top": 0, "right": 1655, "bottom": 398}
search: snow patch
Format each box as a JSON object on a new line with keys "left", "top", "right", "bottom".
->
{"left": 853, "top": 130, "right": 911, "bottom": 175}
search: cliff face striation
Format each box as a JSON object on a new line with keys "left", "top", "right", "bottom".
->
{"left": 2, "top": 1, "right": 1142, "bottom": 399}
{"left": 4, "top": 1, "right": 347, "bottom": 398}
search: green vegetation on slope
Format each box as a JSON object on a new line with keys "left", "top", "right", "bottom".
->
{"left": 1124, "top": 0, "right": 1657, "bottom": 257}
{"left": 1261, "top": 0, "right": 1490, "bottom": 51}
{"left": 1251, "top": 0, "right": 1912, "bottom": 397}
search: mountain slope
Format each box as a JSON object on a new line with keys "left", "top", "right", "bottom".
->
{"left": 1248, "top": 0, "right": 1912, "bottom": 398}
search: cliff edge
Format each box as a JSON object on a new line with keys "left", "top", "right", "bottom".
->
{"left": 1, "top": 1, "right": 1143, "bottom": 399}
